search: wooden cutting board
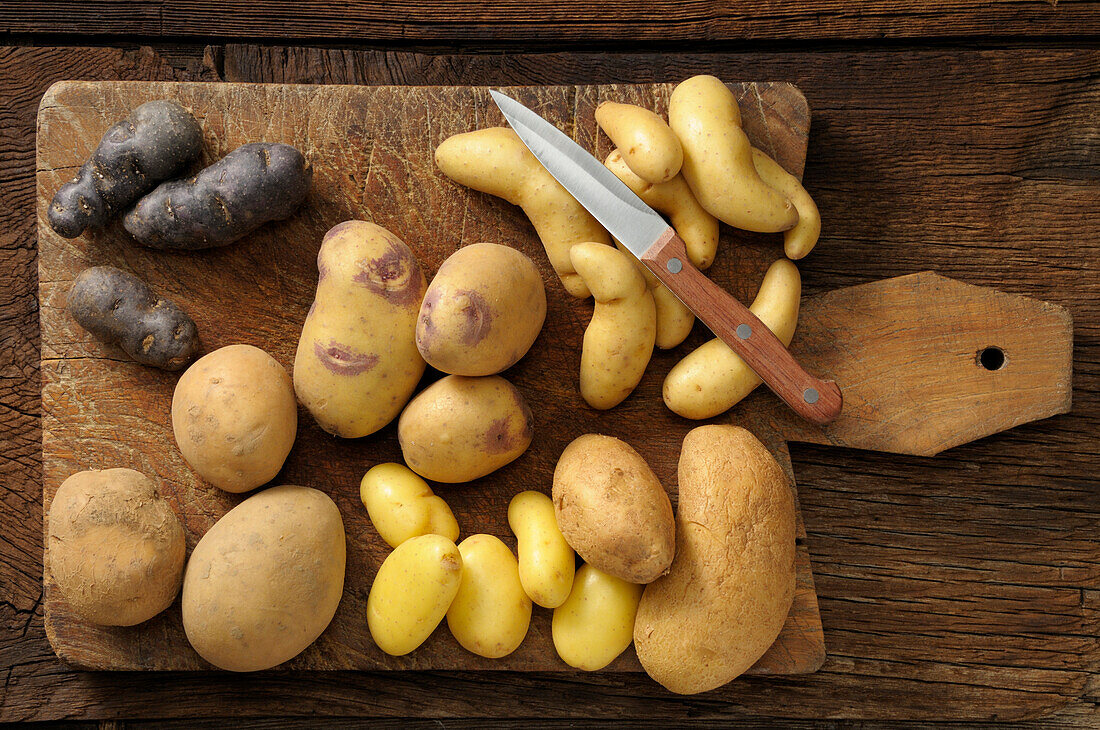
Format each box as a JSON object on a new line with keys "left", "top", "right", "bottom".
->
{"left": 36, "top": 81, "right": 1072, "bottom": 674}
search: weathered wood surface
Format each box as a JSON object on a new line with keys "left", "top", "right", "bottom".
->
{"left": 3, "top": 1, "right": 1100, "bottom": 41}
{"left": 0, "top": 44, "right": 1097, "bottom": 725}
{"left": 37, "top": 79, "right": 823, "bottom": 673}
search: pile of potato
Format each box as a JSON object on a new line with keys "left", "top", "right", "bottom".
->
{"left": 48, "top": 74, "right": 812, "bottom": 690}
{"left": 437, "top": 74, "right": 820, "bottom": 418}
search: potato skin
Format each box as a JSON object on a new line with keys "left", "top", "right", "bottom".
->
{"left": 124, "top": 142, "right": 311, "bottom": 249}
{"left": 634, "top": 425, "right": 796, "bottom": 694}
{"left": 594, "top": 102, "right": 683, "bottom": 184}
{"left": 398, "top": 375, "right": 534, "bottom": 483}
{"left": 294, "top": 221, "right": 427, "bottom": 438}
{"left": 172, "top": 344, "right": 297, "bottom": 493}
{"left": 47, "top": 468, "right": 185, "bottom": 626}
{"left": 552, "top": 434, "right": 674, "bottom": 583}
{"left": 181, "top": 485, "right": 346, "bottom": 672}
{"left": 67, "top": 265, "right": 200, "bottom": 370}
{"left": 416, "top": 243, "right": 546, "bottom": 376}
{"left": 48, "top": 99, "right": 202, "bottom": 238}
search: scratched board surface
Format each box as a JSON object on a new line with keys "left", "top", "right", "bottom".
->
{"left": 37, "top": 80, "right": 824, "bottom": 671}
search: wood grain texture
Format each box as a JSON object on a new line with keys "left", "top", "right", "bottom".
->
{"left": 36, "top": 79, "right": 823, "bottom": 673}
{"left": 1, "top": 44, "right": 1096, "bottom": 725}
{"left": 3, "top": 1, "right": 1100, "bottom": 41}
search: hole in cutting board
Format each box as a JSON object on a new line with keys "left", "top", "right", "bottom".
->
{"left": 978, "top": 346, "right": 1007, "bottom": 371}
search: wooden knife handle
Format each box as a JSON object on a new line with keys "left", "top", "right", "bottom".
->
{"left": 641, "top": 228, "right": 843, "bottom": 425}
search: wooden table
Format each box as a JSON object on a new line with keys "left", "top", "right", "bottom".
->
{"left": 1, "top": 4, "right": 1097, "bottom": 727}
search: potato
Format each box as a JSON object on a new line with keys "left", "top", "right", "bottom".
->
{"left": 446, "top": 534, "right": 532, "bottom": 658}
{"left": 552, "top": 563, "right": 643, "bottom": 671}
{"left": 48, "top": 99, "right": 202, "bottom": 239}
{"left": 171, "top": 344, "right": 297, "bottom": 493}
{"left": 435, "top": 128, "right": 611, "bottom": 298}
{"left": 367, "top": 534, "right": 463, "bottom": 656}
{"left": 124, "top": 143, "right": 312, "bottom": 249}
{"left": 182, "top": 485, "right": 346, "bottom": 672}
{"left": 669, "top": 75, "right": 798, "bottom": 233}
{"left": 552, "top": 434, "right": 674, "bottom": 583}
{"left": 294, "top": 221, "right": 427, "bottom": 438}
{"left": 634, "top": 426, "right": 796, "bottom": 694}
{"left": 603, "top": 147, "right": 720, "bottom": 349}
{"left": 398, "top": 375, "right": 533, "bottom": 483}
{"left": 416, "top": 242, "right": 546, "bottom": 376}
{"left": 594, "top": 102, "right": 683, "bottom": 184}
{"left": 47, "top": 468, "right": 185, "bottom": 626}
{"left": 570, "top": 243, "right": 656, "bottom": 410}
{"left": 67, "top": 265, "right": 201, "bottom": 370}
{"left": 360, "top": 463, "right": 459, "bottom": 548}
{"left": 508, "top": 490, "right": 574, "bottom": 608}
{"left": 751, "top": 148, "right": 822, "bottom": 260}
{"left": 663, "top": 259, "right": 800, "bottom": 419}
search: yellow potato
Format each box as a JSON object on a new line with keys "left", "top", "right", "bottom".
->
{"left": 635, "top": 426, "right": 796, "bottom": 694}
{"left": 604, "top": 149, "right": 718, "bottom": 269}
{"left": 553, "top": 434, "right": 675, "bottom": 584}
{"left": 446, "top": 534, "right": 532, "bottom": 658}
{"left": 508, "top": 491, "right": 575, "bottom": 608}
{"left": 552, "top": 563, "right": 643, "bottom": 671}
{"left": 416, "top": 242, "right": 546, "bottom": 376}
{"left": 171, "top": 344, "right": 297, "bottom": 493}
{"left": 751, "top": 148, "right": 822, "bottom": 260}
{"left": 663, "top": 259, "right": 800, "bottom": 419}
{"left": 435, "top": 128, "right": 611, "bottom": 298}
{"left": 398, "top": 374, "right": 533, "bottom": 483}
{"left": 360, "top": 463, "right": 459, "bottom": 548}
{"left": 605, "top": 148, "right": 718, "bottom": 348}
{"left": 570, "top": 243, "right": 656, "bottom": 409}
{"left": 294, "top": 220, "right": 427, "bottom": 438}
{"left": 182, "top": 485, "right": 346, "bottom": 672}
{"left": 669, "top": 75, "right": 798, "bottom": 233}
{"left": 47, "top": 468, "right": 185, "bottom": 627}
{"left": 595, "top": 102, "right": 683, "bottom": 184}
{"left": 367, "top": 534, "right": 463, "bottom": 656}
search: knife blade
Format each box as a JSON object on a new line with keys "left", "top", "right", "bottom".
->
{"left": 490, "top": 89, "right": 842, "bottom": 425}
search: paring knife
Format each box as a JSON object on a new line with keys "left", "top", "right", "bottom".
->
{"left": 490, "top": 89, "right": 843, "bottom": 425}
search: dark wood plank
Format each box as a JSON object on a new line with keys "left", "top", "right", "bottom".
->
{"left": 3, "top": 1, "right": 1100, "bottom": 41}
{"left": 0, "top": 43, "right": 1097, "bottom": 724}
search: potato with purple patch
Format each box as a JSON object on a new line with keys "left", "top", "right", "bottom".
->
{"left": 416, "top": 243, "right": 546, "bottom": 376}
{"left": 294, "top": 221, "right": 427, "bottom": 438}
{"left": 398, "top": 375, "right": 534, "bottom": 483}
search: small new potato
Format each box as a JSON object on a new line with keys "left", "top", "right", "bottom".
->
{"left": 67, "top": 265, "right": 200, "bottom": 370}
{"left": 435, "top": 128, "right": 611, "bottom": 298}
{"left": 669, "top": 75, "right": 798, "bottom": 233}
{"left": 367, "top": 534, "right": 463, "bottom": 656}
{"left": 595, "top": 102, "right": 683, "bottom": 184}
{"left": 553, "top": 434, "right": 675, "bottom": 584}
{"left": 360, "top": 463, "right": 459, "bottom": 548}
{"left": 552, "top": 563, "right": 643, "bottom": 671}
{"left": 182, "top": 485, "right": 346, "bottom": 672}
{"left": 446, "top": 534, "right": 532, "bottom": 658}
{"left": 570, "top": 243, "right": 656, "bottom": 410}
{"left": 508, "top": 491, "right": 575, "bottom": 608}
{"left": 751, "top": 148, "right": 822, "bottom": 260}
{"left": 634, "top": 426, "right": 796, "bottom": 694}
{"left": 663, "top": 259, "right": 801, "bottom": 419}
{"left": 294, "top": 220, "right": 427, "bottom": 438}
{"left": 416, "top": 242, "right": 546, "bottom": 376}
{"left": 47, "top": 468, "right": 186, "bottom": 626}
{"left": 172, "top": 344, "right": 297, "bottom": 493}
{"left": 398, "top": 375, "right": 534, "bottom": 483}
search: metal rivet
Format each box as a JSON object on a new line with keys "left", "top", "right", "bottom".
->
{"left": 666, "top": 257, "right": 683, "bottom": 274}
{"left": 803, "top": 388, "right": 820, "bottom": 404}
{"left": 736, "top": 323, "right": 752, "bottom": 339}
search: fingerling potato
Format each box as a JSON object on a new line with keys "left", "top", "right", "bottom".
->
{"left": 360, "top": 463, "right": 459, "bottom": 548}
